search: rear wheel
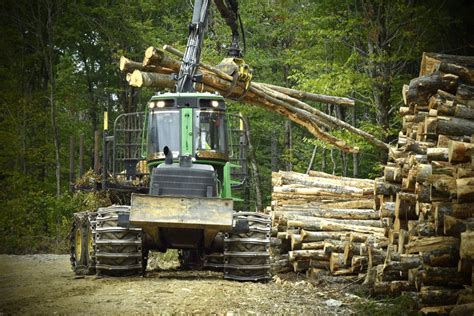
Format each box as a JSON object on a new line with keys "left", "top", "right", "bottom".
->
{"left": 179, "top": 249, "right": 204, "bottom": 270}
{"left": 95, "top": 205, "right": 146, "bottom": 276}
{"left": 70, "top": 212, "right": 96, "bottom": 275}
{"left": 224, "top": 212, "right": 272, "bottom": 281}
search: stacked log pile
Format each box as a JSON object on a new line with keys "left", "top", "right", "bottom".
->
{"left": 270, "top": 170, "right": 390, "bottom": 281}
{"left": 371, "top": 52, "right": 474, "bottom": 315}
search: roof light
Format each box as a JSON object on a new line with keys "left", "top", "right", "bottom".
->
{"left": 211, "top": 100, "right": 219, "bottom": 108}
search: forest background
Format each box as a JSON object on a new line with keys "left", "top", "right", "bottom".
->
{"left": 0, "top": 0, "right": 473, "bottom": 253}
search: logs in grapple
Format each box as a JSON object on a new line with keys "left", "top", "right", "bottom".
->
{"left": 120, "top": 46, "right": 392, "bottom": 153}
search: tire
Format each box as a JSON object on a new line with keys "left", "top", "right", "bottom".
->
{"left": 224, "top": 212, "right": 272, "bottom": 281}
{"left": 70, "top": 212, "right": 96, "bottom": 275}
{"left": 95, "top": 205, "right": 146, "bottom": 277}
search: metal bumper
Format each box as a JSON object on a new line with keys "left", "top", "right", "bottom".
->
{"left": 129, "top": 193, "right": 234, "bottom": 230}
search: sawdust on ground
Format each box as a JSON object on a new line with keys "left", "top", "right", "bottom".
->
{"left": 0, "top": 254, "right": 370, "bottom": 315}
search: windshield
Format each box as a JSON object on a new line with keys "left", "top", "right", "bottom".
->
{"left": 147, "top": 109, "right": 179, "bottom": 156}
{"left": 194, "top": 110, "right": 227, "bottom": 153}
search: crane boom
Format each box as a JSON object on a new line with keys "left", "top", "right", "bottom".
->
{"left": 176, "top": 0, "right": 211, "bottom": 93}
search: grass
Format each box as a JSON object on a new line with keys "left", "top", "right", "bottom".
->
{"left": 352, "top": 292, "right": 419, "bottom": 316}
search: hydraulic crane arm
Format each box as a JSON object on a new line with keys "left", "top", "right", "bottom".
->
{"left": 176, "top": 0, "right": 211, "bottom": 93}
{"left": 176, "top": 0, "right": 245, "bottom": 93}
{"left": 214, "top": 0, "right": 244, "bottom": 57}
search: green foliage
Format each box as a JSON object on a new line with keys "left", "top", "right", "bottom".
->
{"left": 0, "top": 0, "right": 471, "bottom": 253}
{"left": 353, "top": 294, "right": 418, "bottom": 316}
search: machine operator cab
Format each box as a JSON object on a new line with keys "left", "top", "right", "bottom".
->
{"left": 145, "top": 92, "right": 233, "bottom": 199}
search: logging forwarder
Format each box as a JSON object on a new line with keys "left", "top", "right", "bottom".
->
{"left": 69, "top": 0, "right": 271, "bottom": 281}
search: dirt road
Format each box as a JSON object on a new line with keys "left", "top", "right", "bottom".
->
{"left": 0, "top": 254, "right": 369, "bottom": 315}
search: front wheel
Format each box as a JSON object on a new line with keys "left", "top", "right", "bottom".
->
{"left": 95, "top": 205, "right": 146, "bottom": 277}
{"left": 224, "top": 212, "right": 272, "bottom": 281}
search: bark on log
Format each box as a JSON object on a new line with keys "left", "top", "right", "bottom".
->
{"left": 405, "top": 236, "right": 460, "bottom": 254}
{"left": 419, "top": 266, "right": 469, "bottom": 288}
{"left": 301, "top": 241, "right": 325, "bottom": 250}
{"left": 318, "top": 219, "right": 386, "bottom": 235}
{"left": 419, "top": 286, "right": 461, "bottom": 306}
{"left": 456, "top": 84, "right": 474, "bottom": 107}
{"left": 128, "top": 70, "right": 176, "bottom": 89}
{"left": 374, "top": 177, "right": 401, "bottom": 196}
{"left": 323, "top": 240, "right": 345, "bottom": 254}
{"left": 444, "top": 215, "right": 474, "bottom": 237}
{"left": 319, "top": 199, "right": 374, "bottom": 209}
{"left": 460, "top": 231, "right": 474, "bottom": 260}
{"left": 450, "top": 304, "right": 474, "bottom": 316}
{"left": 301, "top": 230, "right": 362, "bottom": 242}
{"left": 351, "top": 255, "right": 368, "bottom": 273}
{"left": 260, "top": 83, "right": 355, "bottom": 106}
{"left": 289, "top": 250, "right": 329, "bottom": 261}
{"left": 457, "top": 177, "right": 474, "bottom": 203}
{"left": 379, "top": 202, "right": 395, "bottom": 218}
{"left": 421, "top": 247, "right": 460, "bottom": 267}
{"left": 384, "top": 166, "right": 402, "bottom": 183}
{"left": 406, "top": 71, "right": 459, "bottom": 106}
{"left": 448, "top": 140, "right": 474, "bottom": 163}
{"left": 274, "top": 171, "right": 374, "bottom": 189}
{"left": 436, "top": 116, "right": 474, "bottom": 137}
{"left": 309, "top": 259, "right": 330, "bottom": 269}
{"left": 329, "top": 252, "right": 350, "bottom": 274}
{"left": 419, "top": 305, "right": 455, "bottom": 315}
{"left": 427, "top": 147, "right": 449, "bottom": 162}
{"left": 419, "top": 52, "right": 474, "bottom": 77}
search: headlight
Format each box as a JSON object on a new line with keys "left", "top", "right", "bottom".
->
{"left": 211, "top": 100, "right": 219, "bottom": 108}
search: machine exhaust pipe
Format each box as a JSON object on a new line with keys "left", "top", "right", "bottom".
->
{"left": 164, "top": 146, "right": 173, "bottom": 164}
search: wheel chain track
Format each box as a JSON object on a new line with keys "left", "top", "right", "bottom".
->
{"left": 223, "top": 212, "right": 272, "bottom": 281}
{"left": 94, "top": 205, "right": 145, "bottom": 276}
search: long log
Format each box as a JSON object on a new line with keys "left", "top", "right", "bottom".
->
{"left": 301, "top": 230, "right": 369, "bottom": 242}
{"left": 120, "top": 56, "right": 174, "bottom": 74}
{"left": 139, "top": 51, "right": 358, "bottom": 153}
{"left": 318, "top": 219, "right": 386, "bottom": 235}
{"left": 260, "top": 83, "right": 355, "bottom": 106}
{"left": 405, "top": 236, "right": 460, "bottom": 254}
{"left": 273, "top": 185, "right": 367, "bottom": 196}
{"left": 419, "top": 286, "right": 461, "bottom": 306}
{"left": 301, "top": 241, "right": 325, "bottom": 250}
{"left": 406, "top": 71, "right": 459, "bottom": 106}
{"left": 436, "top": 116, "right": 474, "bottom": 137}
{"left": 273, "top": 171, "right": 374, "bottom": 189}
{"left": 162, "top": 45, "right": 390, "bottom": 151}
{"left": 419, "top": 305, "right": 456, "bottom": 315}
{"left": 319, "top": 199, "right": 374, "bottom": 209}
{"left": 419, "top": 266, "right": 469, "bottom": 288}
{"left": 419, "top": 52, "right": 474, "bottom": 77}
{"left": 288, "top": 250, "right": 329, "bottom": 261}
{"left": 128, "top": 70, "right": 175, "bottom": 89}
{"left": 456, "top": 84, "right": 474, "bottom": 107}
{"left": 275, "top": 208, "right": 379, "bottom": 220}
{"left": 421, "top": 247, "right": 459, "bottom": 267}
{"left": 287, "top": 217, "right": 383, "bottom": 231}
